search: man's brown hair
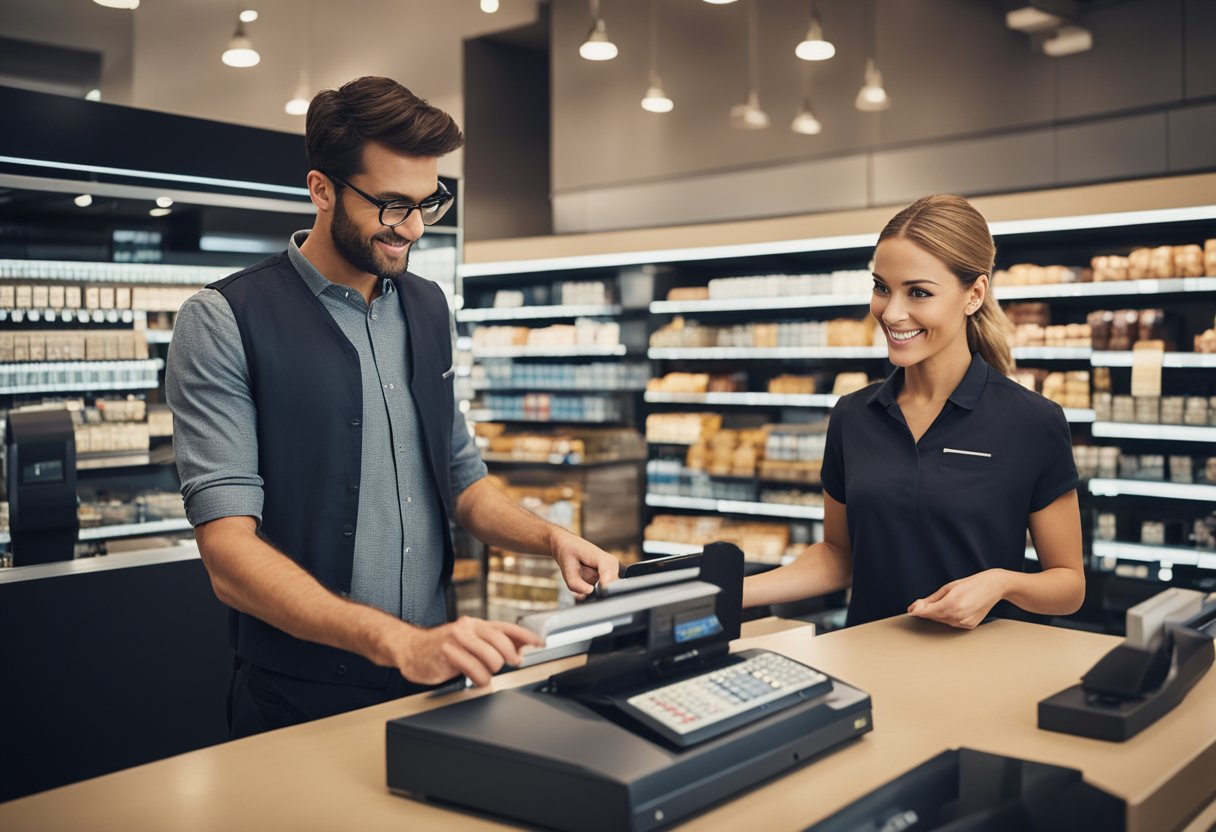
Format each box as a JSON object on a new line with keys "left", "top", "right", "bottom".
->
{"left": 305, "top": 76, "right": 464, "bottom": 178}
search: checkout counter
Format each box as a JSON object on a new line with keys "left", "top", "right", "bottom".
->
{"left": 0, "top": 605, "right": 1213, "bottom": 830}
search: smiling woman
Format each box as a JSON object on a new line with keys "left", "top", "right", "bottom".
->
{"left": 742, "top": 194, "right": 1086, "bottom": 632}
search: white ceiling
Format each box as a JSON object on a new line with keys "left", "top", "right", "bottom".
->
{"left": 0, "top": 0, "right": 542, "bottom": 177}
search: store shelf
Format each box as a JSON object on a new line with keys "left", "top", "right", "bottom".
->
{"left": 467, "top": 411, "right": 621, "bottom": 424}
{"left": 1092, "top": 422, "right": 1216, "bottom": 442}
{"left": 1087, "top": 478, "right": 1216, "bottom": 502}
{"left": 457, "top": 304, "right": 622, "bottom": 322}
{"left": 1090, "top": 352, "right": 1216, "bottom": 368}
{"left": 647, "top": 346, "right": 888, "bottom": 361}
{"left": 77, "top": 451, "right": 153, "bottom": 471}
{"left": 1064, "top": 409, "right": 1096, "bottom": 423}
{"left": 142, "top": 330, "right": 174, "bottom": 345}
{"left": 645, "top": 391, "right": 840, "bottom": 408}
{"left": 480, "top": 453, "right": 644, "bottom": 467}
{"left": 0, "top": 258, "right": 229, "bottom": 285}
{"left": 470, "top": 345, "right": 628, "bottom": 358}
{"left": 0, "top": 358, "right": 165, "bottom": 395}
{"left": 650, "top": 294, "right": 871, "bottom": 315}
{"left": 1091, "top": 540, "right": 1216, "bottom": 569}
{"left": 645, "top": 493, "right": 824, "bottom": 520}
{"left": 997, "top": 276, "right": 1216, "bottom": 301}
{"left": 77, "top": 518, "right": 193, "bottom": 541}
{"left": 1010, "top": 347, "right": 1093, "bottom": 361}
{"left": 473, "top": 383, "right": 648, "bottom": 393}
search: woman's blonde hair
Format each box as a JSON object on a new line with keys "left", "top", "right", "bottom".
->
{"left": 878, "top": 194, "right": 1014, "bottom": 376}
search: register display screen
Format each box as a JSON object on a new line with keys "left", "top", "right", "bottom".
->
{"left": 673, "top": 612, "right": 723, "bottom": 644}
{"left": 22, "top": 459, "right": 64, "bottom": 485}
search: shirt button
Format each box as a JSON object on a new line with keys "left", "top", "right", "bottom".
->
{"left": 349, "top": 482, "right": 359, "bottom": 492}
{"left": 350, "top": 417, "right": 361, "bottom": 427}
{"left": 388, "top": 383, "right": 394, "bottom": 389}
{"left": 404, "top": 547, "right": 411, "bottom": 554}
{"left": 336, "top": 664, "right": 348, "bottom": 676}
{"left": 342, "top": 524, "right": 354, "bottom": 537}
{"left": 371, "top": 313, "right": 378, "bottom": 320}
{"left": 406, "top": 496, "right": 412, "bottom": 504}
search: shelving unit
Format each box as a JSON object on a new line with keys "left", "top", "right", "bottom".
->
{"left": 457, "top": 304, "right": 622, "bottom": 322}
{"left": 647, "top": 346, "right": 886, "bottom": 361}
{"left": 644, "top": 493, "right": 824, "bottom": 521}
{"left": 1091, "top": 423, "right": 1216, "bottom": 442}
{"left": 471, "top": 345, "right": 629, "bottom": 358}
{"left": 1091, "top": 540, "right": 1216, "bottom": 569}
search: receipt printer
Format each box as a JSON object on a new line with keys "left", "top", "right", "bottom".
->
{"left": 1038, "top": 588, "right": 1216, "bottom": 742}
{"left": 4, "top": 408, "right": 78, "bottom": 565}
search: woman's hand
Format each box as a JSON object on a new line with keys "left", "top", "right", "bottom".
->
{"left": 907, "top": 569, "right": 1009, "bottom": 630}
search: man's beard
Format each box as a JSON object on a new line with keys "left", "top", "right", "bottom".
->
{"left": 331, "top": 195, "right": 411, "bottom": 279}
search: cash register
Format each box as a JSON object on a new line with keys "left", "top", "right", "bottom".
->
{"left": 386, "top": 543, "right": 873, "bottom": 832}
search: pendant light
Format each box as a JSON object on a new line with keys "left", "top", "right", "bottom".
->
{"left": 795, "top": 6, "right": 835, "bottom": 61}
{"left": 730, "top": 1, "right": 768, "bottom": 129}
{"left": 640, "top": 0, "right": 673, "bottom": 113}
{"left": 480, "top": 0, "right": 499, "bottom": 12}
{"left": 702, "top": 0, "right": 738, "bottom": 4}
{"left": 285, "top": 1, "right": 312, "bottom": 115}
{"left": 222, "top": 13, "right": 260, "bottom": 68}
{"left": 791, "top": 65, "right": 822, "bottom": 135}
{"left": 855, "top": 0, "right": 890, "bottom": 111}
{"left": 93, "top": 0, "right": 139, "bottom": 8}
{"left": 579, "top": 0, "right": 618, "bottom": 61}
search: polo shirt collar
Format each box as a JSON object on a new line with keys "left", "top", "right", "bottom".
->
{"left": 286, "top": 230, "right": 395, "bottom": 300}
{"left": 866, "top": 351, "right": 990, "bottom": 411}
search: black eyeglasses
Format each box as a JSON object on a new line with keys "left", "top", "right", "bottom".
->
{"left": 324, "top": 172, "right": 453, "bottom": 227}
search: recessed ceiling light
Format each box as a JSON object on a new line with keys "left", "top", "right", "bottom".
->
{"left": 155, "top": 196, "right": 173, "bottom": 208}
{"left": 149, "top": 207, "right": 172, "bottom": 217}
{"left": 85, "top": 88, "right": 102, "bottom": 101}
{"left": 74, "top": 194, "right": 93, "bottom": 208}
{"left": 93, "top": 0, "right": 140, "bottom": 9}
{"left": 239, "top": 9, "right": 258, "bottom": 22}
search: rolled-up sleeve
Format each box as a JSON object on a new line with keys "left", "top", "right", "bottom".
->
{"left": 165, "top": 288, "right": 265, "bottom": 527}
{"left": 447, "top": 311, "right": 487, "bottom": 499}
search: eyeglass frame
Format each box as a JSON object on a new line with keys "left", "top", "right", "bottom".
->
{"left": 322, "top": 171, "right": 453, "bottom": 228}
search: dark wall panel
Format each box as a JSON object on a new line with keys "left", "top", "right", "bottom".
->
{"left": 878, "top": 0, "right": 1055, "bottom": 145}
{"left": 873, "top": 129, "right": 1056, "bottom": 206}
{"left": 1169, "top": 103, "right": 1216, "bottom": 172}
{"left": 1184, "top": 0, "right": 1216, "bottom": 99}
{"left": 1057, "top": 0, "right": 1184, "bottom": 119}
{"left": 1057, "top": 113, "right": 1168, "bottom": 183}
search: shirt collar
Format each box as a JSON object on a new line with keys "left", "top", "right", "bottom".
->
{"left": 867, "top": 351, "right": 990, "bottom": 411}
{"left": 286, "top": 230, "right": 396, "bottom": 299}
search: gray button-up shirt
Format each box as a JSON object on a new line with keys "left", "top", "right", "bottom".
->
{"left": 167, "top": 230, "right": 487, "bottom": 627}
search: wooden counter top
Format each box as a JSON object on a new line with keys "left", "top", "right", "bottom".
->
{"left": 2, "top": 616, "right": 1212, "bottom": 831}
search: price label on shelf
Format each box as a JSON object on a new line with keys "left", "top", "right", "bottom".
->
{"left": 1131, "top": 340, "right": 1165, "bottom": 397}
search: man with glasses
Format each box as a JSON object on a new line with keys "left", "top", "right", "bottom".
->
{"left": 167, "top": 76, "right": 620, "bottom": 738}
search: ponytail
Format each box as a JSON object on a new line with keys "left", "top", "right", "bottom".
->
{"left": 967, "top": 289, "right": 1014, "bottom": 376}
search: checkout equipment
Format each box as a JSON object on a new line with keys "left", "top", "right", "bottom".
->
{"left": 4, "top": 407, "right": 78, "bottom": 565}
{"left": 386, "top": 543, "right": 873, "bottom": 832}
{"left": 1039, "top": 588, "right": 1216, "bottom": 742}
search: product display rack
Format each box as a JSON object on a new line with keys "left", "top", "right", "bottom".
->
{"left": 461, "top": 178, "right": 1216, "bottom": 628}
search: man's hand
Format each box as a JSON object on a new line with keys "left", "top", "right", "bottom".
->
{"left": 907, "top": 569, "right": 1008, "bottom": 630}
{"left": 384, "top": 617, "right": 543, "bottom": 688}
{"left": 549, "top": 528, "right": 620, "bottom": 600}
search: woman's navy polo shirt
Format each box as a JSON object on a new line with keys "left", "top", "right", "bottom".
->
{"left": 820, "top": 352, "right": 1079, "bottom": 627}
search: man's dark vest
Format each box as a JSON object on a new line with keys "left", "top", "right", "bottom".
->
{"left": 208, "top": 252, "right": 455, "bottom": 687}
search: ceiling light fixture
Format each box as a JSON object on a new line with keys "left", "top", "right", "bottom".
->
{"left": 285, "top": 1, "right": 312, "bottom": 115}
{"left": 791, "top": 64, "right": 822, "bottom": 135}
{"left": 640, "top": 0, "right": 673, "bottom": 113}
{"left": 855, "top": 1, "right": 890, "bottom": 112}
{"left": 93, "top": 0, "right": 140, "bottom": 9}
{"left": 1041, "top": 25, "right": 1093, "bottom": 56}
{"left": 155, "top": 196, "right": 174, "bottom": 208}
{"left": 239, "top": 9, "right": 258, "bottom": 22}
{"left": 1005, "top": 6, "right": 1065, "bottom": 33}
{"left": 85, "top": 88, "right": 102, "bottom": 101}
{"left": 579, "top": 0, "right": 617, "bottom": 61}
{"left": 74, "top": 194, "right": 93, "bottom": 208}
{"left": 149, "top": 207, "right": 172, "bottom": 218}
{"left": 795, "top": 7, "right": 835, "bottom": 61}
{"left": 480, "top": 0, "right": 500, "bottom": 12}
{"left": 730, "top": 0, "right": 768, "bottom": 129}
{"left": 222, "top": 17, "right": 260, "bottom": 68}
{"left": 702, "top": 0, "right": 738, "bottom": 4}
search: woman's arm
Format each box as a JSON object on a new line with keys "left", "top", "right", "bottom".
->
{"left": 908, "top": 490, "right": 1085, "bottom": 628}
{"left": 743, "top": 493, "right": 852, "bottom": 608}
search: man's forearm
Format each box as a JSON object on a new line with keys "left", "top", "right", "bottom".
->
{"left": 454, "top": 478, "right": 567, "bottom": 554}
{"left": 194, "top": 517, "right": 408, "bottom": 667}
